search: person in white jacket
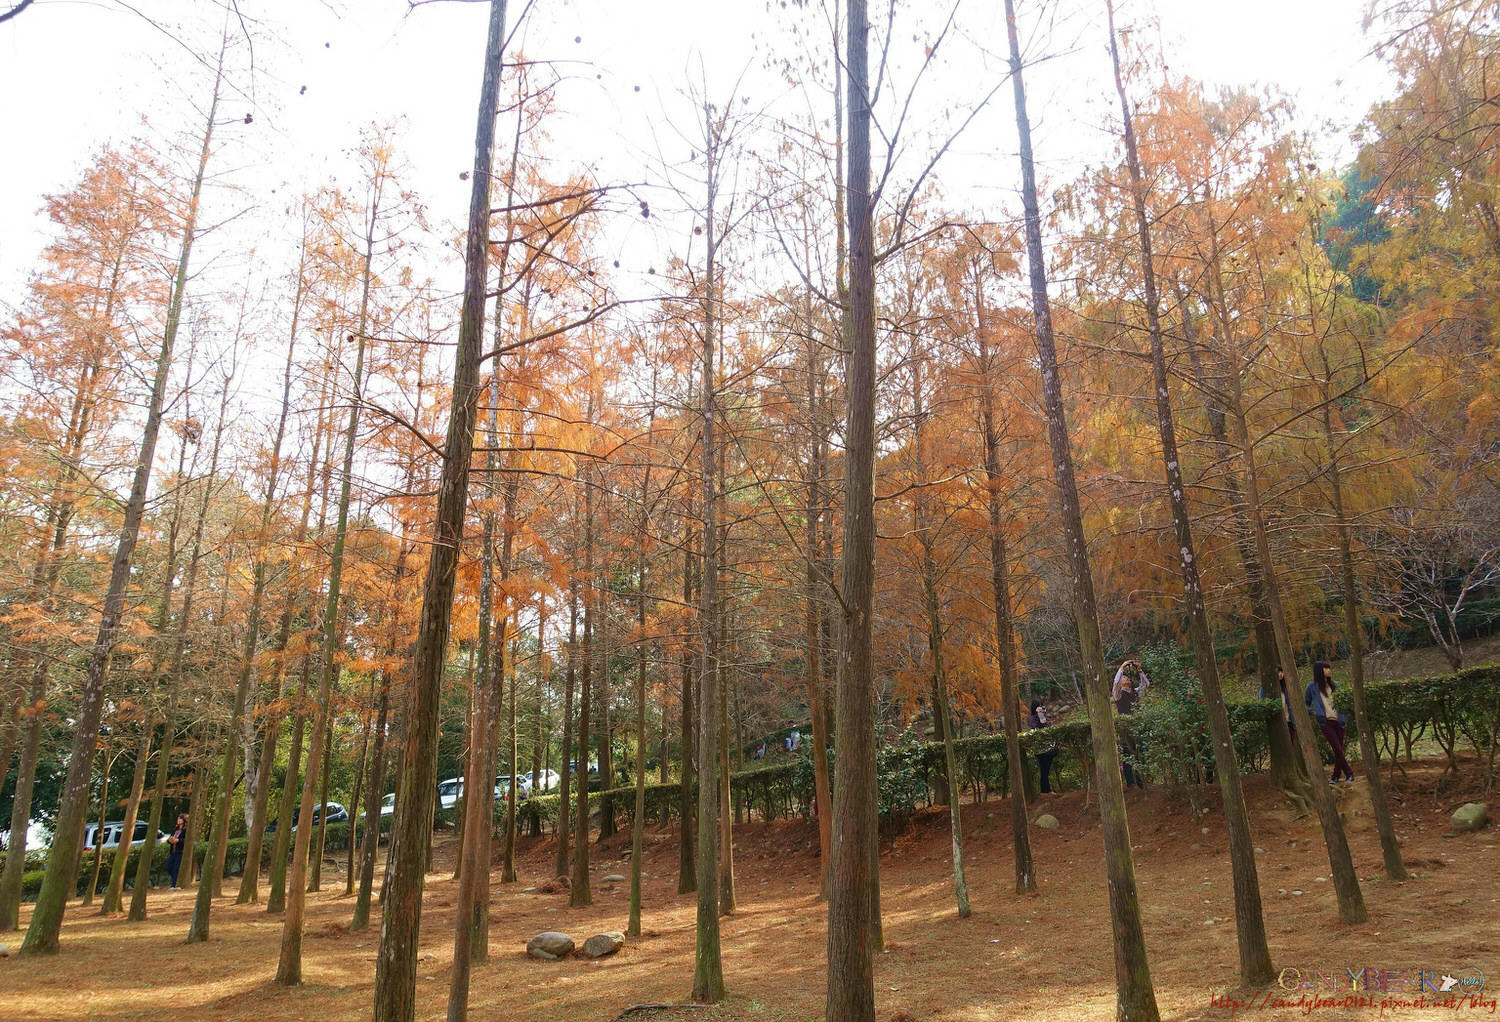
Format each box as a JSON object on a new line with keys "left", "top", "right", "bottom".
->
{"left": 1111, "top": 659, "right": 1150, "bottom": 702}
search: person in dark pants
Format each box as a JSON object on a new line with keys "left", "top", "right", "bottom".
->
{"left": 166, "top": 813, "right": 186, "bottom": 889}
{"left": 1276, "top": 666, "right": 1296, "bottom": 739}
{"left": 1029, "top": 699, "right": 1058, "bottom": 794}
{"left": 1114, "top": 674, "right": 1146, "bottom": 788}
{"left": 1305, "top": 660, "right": 1355, "bottom": 783}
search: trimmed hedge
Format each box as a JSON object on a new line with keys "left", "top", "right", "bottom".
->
{"left": 516, "top": 698, "right": 1280, "bottom": 836}
{"left": 1333, "top": 663, "right": 1500, "bottom": 775}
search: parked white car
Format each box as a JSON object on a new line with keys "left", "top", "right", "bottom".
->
{"left": 381, "top": 792, "right": 395, "bottom": 817}
{"left": 437, "top": 777, "right": 463, "bottom": 810}
{"left": 83, "top": 819, "right": 166, "bottom": 851}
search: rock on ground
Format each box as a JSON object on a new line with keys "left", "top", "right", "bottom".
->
{"left": 578, "top": 931, "right": 625, "bottom": 959}
{"left": 602, "top": 873, "right": 625, "bottom": 883}
{"left": 527, "top": 931, "right": 575, "bottom": 960}
{"left": 1451, "top": 802, "right": 1489, "bottom": 832}
{"left": 1035, "top": 814, "right": 1060, "bottom": 830}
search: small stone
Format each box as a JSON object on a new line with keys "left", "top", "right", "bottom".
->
{"left": 1254, "top": 847, "right": 1266, "bottom": 854}
{"left": 602, "top": 873, "right": 626, "bottom": 883}
{"left": 1291, "top": 889, "right": 1304, "bottom": 896}
{"left": 1314, "top": 876, "right": 1327, "bottom": 883}
{"left": 578, "top": 930, "right": 625, "bottom": 959}
{"left": 527, "top": 931, "right": 575, "bottom": 960}
{"left": 1190, "top": 843, "right": 1201, "bottom": 851}
{"left": 1035, "top": 814, "right": 1060, "bottom": 830}
{"left": 1451, "top": 803, "right": 1489, "bottom": 833}
{"left": 1277, "top": 889, "right": 1287, "bottom": 895}
{"left": 0, "top": 943, "right": 8, "bottom": 957}
{"left": 1200, "top": 826, "right": 1210, "bottom": 835}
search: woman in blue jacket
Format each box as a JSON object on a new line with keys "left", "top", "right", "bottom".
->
{"left": 1305, "top": 661, "right": 1355, "bottom": 783}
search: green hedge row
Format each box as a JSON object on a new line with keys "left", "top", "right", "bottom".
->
{"left": 1333, "top": 664, "right": 1500, "bottom": 774}
{"left": 514, "top": 698, "right": 1283, "bottom": 836}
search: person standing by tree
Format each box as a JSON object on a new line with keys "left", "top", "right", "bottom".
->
{"left": 1113, "top": 674, "right": 1146, "bottom": 789}
{"left": 1028, "top": 699, "right": 1057, "bottom": 795}
{"left": 1111, "top": 659, "right": 1150, "bottom": 702}
{"left": 1306, "top": 662, "right": 1355, "bottom": 784}
{"left": 166, "top": 814, "right": 186, "bottom": 890}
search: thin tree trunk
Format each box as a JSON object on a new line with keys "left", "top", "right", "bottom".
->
{"left": 378, "top": 5, "right": 506, "bottom": 1018}
{"left": 1179, "top": 300, "right": 1305, "bottom": 795}
{"left": 1004, "top": 3, "right": 1160, "bottom": 1016}
{"left": 677, "top": 536, "right": 696, "bottom": 895}
{"left": 268, "top": 661, "right": 310, "bottom": 914}
{"left": 571, "top": 467, "right": 596, "bottom": 909}
{"left": 804, "top": 314, "right": 833, "bottom": 901}
{"left": 345, "top": 685, "right": 374, "bottom": 896}
{"left": 186, "top": 374, "right": 240, "bottom": 939}
{"left": 237, "top": 717, "right": 278, "bottom": 904}
{"left": 555, "top": 584, "right": 576, "bottom": 879}
{"left": 1318, "top": 360, "right": 1407, "bottom": 881}
{"left": 309, "top": 719, "right": 334, "bottom": 893}
{"left": 692, "top": 99, "right": 725, "bottom": 1004}
{"left": 351, "top": 674, "right": 391, "bottom": 930}
{"left": 83, "top": 759, "right": 111, "bottom": 906}
{"left": 1105, "top": 7, "right": 1275, "bottom": 984}
{"left": 629, "top": 537, "right": 650, "bottom": 935}
{"left": 100, "top": 726, "right": 151, "bottom": 913}
{"left": 1200, "top": 189, "right": 1368, "bottom": 925}
{"left": 19, "top": 42, "right": 222, "bottom": 956}
{"left": 973, "top": 273, "right": 1036, "bottom": 895}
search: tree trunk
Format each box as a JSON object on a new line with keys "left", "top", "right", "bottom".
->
{"left": 352, "top": 674, "right": 391, "bottom": 931}
{"left": 100, "top": 727, "right": 151, "bottom": 914}
{"left": 1106, "top": 4, "right": 1275, "bottom": 983}
{"left": 187, "top": 380, "right": 240, "bottom": 937}
{"left": 1319, "top": 366, "right": 1407, "bottom": 881}
{"left": 377, "top": 5, "right": 507, "bottom": 1018}
{"left": 974, "top": 271, "right": 1036, "bottom": 896}
{"left": 237, "top": 716, "right": 279, "bottom": 904}
{"left": 692, "top": 98, "right": 726, "bottom": 1004}
{"left": 82, "top": 759, "right": 111, "bottom": 906}
{"left": 308, "top": 719, "right": 334, "bottom": 893}
{"left": 1004, "top": 3, "right": 1160, "bottom": 1016}
{"left": 0, "top": 662, "right": 51, "bottom": 930}
{"left": 827, "top": 2, "right": 880, "bottom": 1015}
{"left": 267, "top": 665, "right": 309, "bottom": 914}
{"left": 345, "top": 696, "right": 373, "bottom": 896}
{"left": 804, "top": 331, "right": 833, "bottom": 897}
{"left": 1179, "top": 301, "right": 1305, "bottom": 797}
{"left": 1203, "top": 186, "right": 1368, "bottom": 926}
{"left": 629, "top": 473, "right": 652, "bottom": 936}
{"left": 555, "top": 584, "right": 576, "bottom": 880}
{"left": 571, "top": 467, "right": 596, "bottom": 909}
{"left": 20, "top": 42, "right": 222, "bottom": 956}
{"left": 677, "top": 537, "right": 697, "bottom": 895}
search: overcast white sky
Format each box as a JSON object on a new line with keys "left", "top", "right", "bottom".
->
{"left": 0, "top": 0, "right": 1392, "bottom": 315}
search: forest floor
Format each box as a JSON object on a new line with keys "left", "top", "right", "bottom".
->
{"left": 1, "top": 755, "right": 1496, "bottom": 1022}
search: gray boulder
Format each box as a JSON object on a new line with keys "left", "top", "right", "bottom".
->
{"left": 602, "top": 873, "right": 626, "bottom": 883}
{"left": 1451, "top": 802, "right": 1489, "bottom": 832}
{"left": 1035, "top": 814, "right": 1060, "bottom": 831}
{"left": 526, "top": 931, "right": 575, "bottom": 960}
{"left": 579, "top": 931, "right": 625, "bottom": 959}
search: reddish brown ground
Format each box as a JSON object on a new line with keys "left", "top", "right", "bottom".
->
{"left": 0, "top": 758, "right": 1495, "bottom": 1022}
